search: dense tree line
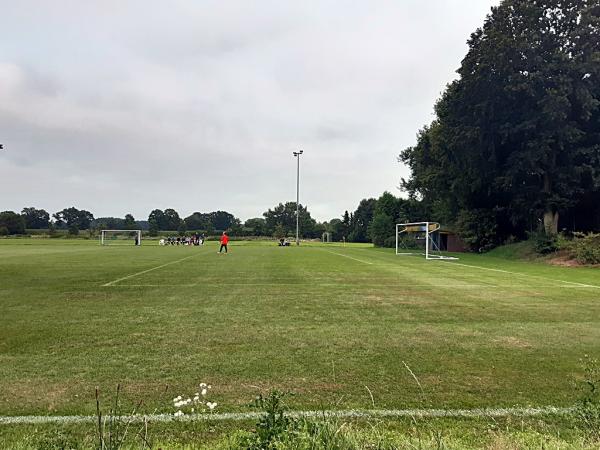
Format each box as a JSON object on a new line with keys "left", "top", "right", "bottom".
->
{"left": 400, "top": 0, "right": 600, "bottom": 249}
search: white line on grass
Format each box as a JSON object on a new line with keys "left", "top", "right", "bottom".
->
{"left": 320, "top": 249, "right": 374, "bottom": 265}
{"left": 0, "top": 406, "right": 574, "bottom": 425}
{"left": 101, "top": 283, "right": 595, "bottom": 289}
{"left": 438, "top": 261, "right": 600, "bottom": 289}
{"left": 101, "top": 253, "right": 204, "bottom": 287}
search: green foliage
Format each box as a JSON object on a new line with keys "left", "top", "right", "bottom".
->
{"left": 400, "top": 0, "right": 600, "bottom": 246}
{"left": 122, "top": 214, "right": 136, "bottom": 230}
{"left": 347, "top": 198, "right": 377, "bottom": 243}
{"left": 53, "top": 207, "right": 94, "bottom": 230}
{"left": 273, "top": 223, "right": 286, "bottom": 239}
{"left": 574, "top": 355, "right": 600, "bottom": 441}
{"left": 455, "top": 209, "right": 498, "bottom": 252}
{"left": 569, "top": 233, "right": 600, "bottom": 265}
{"left": 21, "top": 207, "right": 50, "bottom": 229}
{"left": 263, "top": 202, "right": 317, "bottom": 238}
{"left": 244, "top": 217, "right": 267, "bottom": 236}
{"left": 35, "top": 429, "right": 81, "bottom": 450}
{"left": 245, "top": 391, "right": 297, "bottom": 449}
{"left": 68, "top": 223, "right": 80, "bottom": 236}
{"left": 529, "top": 231, "right": 560, "bottom": 255}
{"left": 0, "top": 226, "right": 8, "bottom": 236}
{"left": 369, "top": 213, "right": 394, "bottom": 247}
{"left": 0, "top": 211, "right": 26, "bottom": 235}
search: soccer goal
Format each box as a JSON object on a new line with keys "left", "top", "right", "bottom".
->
{"left": 395, "top": 222, "right": 458, "bottom": 260}
{"left": 322, "top": 232, "right": 331, "bottom": 243}
{"left": 100, "top": 230, "right": 142, "bottom": 246}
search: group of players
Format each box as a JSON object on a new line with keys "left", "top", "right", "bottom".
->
{"left": 159, "top": 231, "right": 230, "bottom": 254}
{"left": 160, "top": 233, "right": 205, "bottom": 246}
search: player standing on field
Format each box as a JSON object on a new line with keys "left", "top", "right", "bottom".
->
{"left": 218, "top": 231, "right": 229, "bottom": 254}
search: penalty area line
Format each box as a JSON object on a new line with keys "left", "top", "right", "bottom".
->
{"left": 438, "top": 261, "right": 600, "bottom": 289}
{"left": 101, "top": 253, "right": 204, "bottom": 287}
{"left": 0, "top": 406, "right": 574, "bottom": 425}
{"left": 320, "top": 249, "right": 374, "bottom": 265}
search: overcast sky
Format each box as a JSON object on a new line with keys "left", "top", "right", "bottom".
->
{"left": 0, "top": 1, "right": 499, "bottom": 222}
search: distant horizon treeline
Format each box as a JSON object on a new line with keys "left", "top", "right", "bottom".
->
{"left": 0, "top": 193, "right": 430, "bottom": 246}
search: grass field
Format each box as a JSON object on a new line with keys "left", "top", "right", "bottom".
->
{"left": 1, "top": 238, "right": 599, "bottom": 425}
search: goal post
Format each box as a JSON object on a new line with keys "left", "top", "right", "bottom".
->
{"left": 395, "top": 222, "right": 458, "bottom": 260}
{"left": 100, "top": 229, "right": 142, "bottom": 246}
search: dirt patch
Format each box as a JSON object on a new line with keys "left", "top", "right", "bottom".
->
{"left": 493, "top": 336, "right": 532, "bottom": 349}
{"left": 547, "top": 254, "right": 583, "bottom": 267}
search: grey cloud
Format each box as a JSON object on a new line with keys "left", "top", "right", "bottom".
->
{"left": 0, "top": 1, "right": 499, "bottom": 221}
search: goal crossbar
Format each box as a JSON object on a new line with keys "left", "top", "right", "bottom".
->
{"left": 396, "top": 222, "right": 458, "bottom": 260}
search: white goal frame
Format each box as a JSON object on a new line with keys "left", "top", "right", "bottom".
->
{"left": 322, "top": 232, "right": 331, "bottom": 243}
{"left": 100, "top": 229, "right": 142, "bottom": 246}
{"left": 395, "top": 222, "right": 458, "bottom": 260}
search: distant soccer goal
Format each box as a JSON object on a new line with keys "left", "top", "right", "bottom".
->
{"left": 100, "top": 230, "right": 142, "bottom": 246}
{"left": 396, "top": 222, "right": 458, "bottom": 260}
{"left": 322, "top": 232, "right": 331, "bottom": 243}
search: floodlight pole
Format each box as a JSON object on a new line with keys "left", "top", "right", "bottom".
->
{"left": 293, "top": 150, "right": 303, "bottom": 246}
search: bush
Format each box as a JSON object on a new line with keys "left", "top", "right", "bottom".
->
{"left": 68, "top": 224, "right": 79, "bottom": 236}
{"left": 455, "top": 209, "right": 498, "bottom": 252}
{"left": 369, "top": 213, "right": 394, "bottom": 247}
{"left": 528, "top": 231, "right": 559, "bottom": 255}
{"left": 0, "top": 226, "right": 8, "bottom": 236}
{"left": 570, "top": 233, "right": 600, "bottom": 265}
{"left": 383, "top": 236, "right": 397, "bottom": 248}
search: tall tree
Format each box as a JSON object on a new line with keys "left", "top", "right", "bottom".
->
{"left": 184, "top": 212, "right": 213, "bottom": 231}
{"left": 244, "top": 217, "right": 267, "bottom": 236}
{"left": 21, "top": 207, "right": 50, "bottom": 229}
{"left": 53, "top": 207, "right": 94, "bottom": 230}
{"left": 209, "top": 211, "right": 237, "bottom": 231}
{"left": 347, "top": 198, "right": 377, "bottom": 243}
{"left": 263, "top": 202, "right": 317, "bottom": 237}
{"left": 123, "top": 214, "right": 136, "bottom": 230}
{"left": 401, "top": 0, "right": 600, "bottom": 243}
{"left": 163, "top": 209, "right": 182, "bottom": 231}
{"left": 0, "top": 211, "right": 26, "bottom": 235}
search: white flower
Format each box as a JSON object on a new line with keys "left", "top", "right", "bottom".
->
{"left": 174, "top": 410, "right": 184, "bottom": 417}
{"left": 201, "top": 388, "right": 207, "bottom": 396}
{"left": 199, "top": 383, "right": 207, "bottom": 388}
{"left": 191, "top": 408, "right": 194, "bottom": 413}
{"left": 194, "top": 392, "right": 200, "bottom": 397}
{"left": 206, "top": 402, "right": 217, "bottom": 410}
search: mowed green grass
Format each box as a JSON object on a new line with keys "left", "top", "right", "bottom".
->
{"left": 0, "top": 239, "right": 599, "bottom": 417}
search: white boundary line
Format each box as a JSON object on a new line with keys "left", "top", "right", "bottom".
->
{"left": 101, "top": 253, "right": 204, "bottom": 287}
{"left": 438, "top": 261, "right": 600, "bottom": 289}
{"left": 101, "top": 283, "right": 596, "bottom": 289}
{"left": 320, "top": 249, "right": 374, "bottom": 265}
{"left": 0, "top": 406, "right": 574, "bottom": 425}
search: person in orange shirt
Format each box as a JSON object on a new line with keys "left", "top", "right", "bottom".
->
{"left": 218, "top": 231, "right": 229, "bottom": 254}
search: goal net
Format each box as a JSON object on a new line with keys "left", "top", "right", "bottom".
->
{"left": 395, "top": 222, "right": 458, "bottom": 260}
{"left": 100, "top": 230, "right": 142, "bottom": 246}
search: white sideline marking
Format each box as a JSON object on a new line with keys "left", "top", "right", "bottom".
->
{"left": 102, "top": 253, "right": 204, "bottom": 287}
{"left": 102, "top": 283, "right": 596, "bottom": 289}
{"left": 321, "top": 249, "right": 374, "bottom": 265}
{"left": 0, "top": 406, "right": 574, "bottom": 425}
{"left": 438, "top": 261, "right": 600, "bottom": 289}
